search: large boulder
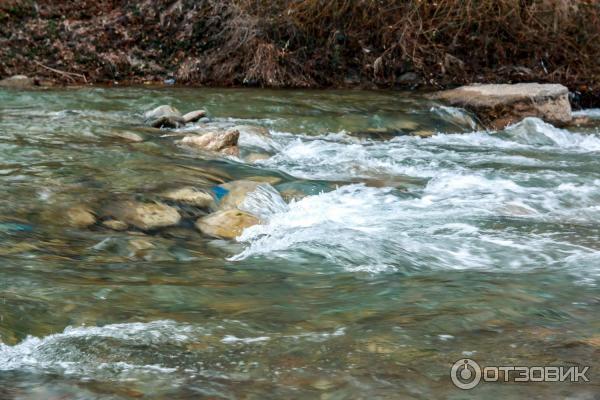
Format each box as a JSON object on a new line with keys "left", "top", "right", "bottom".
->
{"left": 143, "top": 105, "right": 185, "bottom": 128}
{"left": 0, "top": 75, "right": 37, "bottom": 89}
{"left": 430, "top": 83, "right": 572, "bottom": 129}
{"left": 180, "top": 128, "right": 240, "bottom": 155}
{"left": 105, "top": 201, "right": 181, "bottom": 230}
{"left": 195, "top": 209, "right": 259, "bottom": 239}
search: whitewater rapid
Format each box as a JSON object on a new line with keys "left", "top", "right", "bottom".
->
{"left": 230, "top": 117, "right": 600, "bottom": 277}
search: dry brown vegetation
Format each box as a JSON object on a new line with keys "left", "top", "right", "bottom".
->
{"left": 1, "top": 0, "right": 599, "bottom": 102}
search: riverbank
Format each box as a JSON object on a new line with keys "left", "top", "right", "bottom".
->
{"left": 2, "top": 0, "right": 600, "bottom": 107}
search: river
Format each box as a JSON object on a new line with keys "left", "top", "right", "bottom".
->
{"left": 0, "top": 87, "right": 599, "bottom": 399}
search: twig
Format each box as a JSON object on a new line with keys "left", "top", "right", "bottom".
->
{"left": 34, "top": 61, "right": 88, "bottom": 83}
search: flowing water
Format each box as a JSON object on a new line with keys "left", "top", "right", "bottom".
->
{"left": 0, "top": 87, "right": 599, "bottom": 399}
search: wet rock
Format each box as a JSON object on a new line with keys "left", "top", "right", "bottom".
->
{"left": 349, "top": 128, "right": 398, "bottom": 140}
{"left": 215, "top": 180, "right": 262, "bottom": 210}
{"left": 161, "top": 187, "right": 214, "bottom": 207}
{"left": 182, "top": 109, "right": 207, "bottom": 123}
{"left": 568, "top": 115, "right": 593, "bottom": 127}
{"left": 128, "top": 238, "right": 155, "bottom": 252}
{"left": 245, "top": 152, "right": 271, "bottom": 163}
{"left": 411, "top": 130, "right": 435, "bottom": 138}
{"left": 580, "top": 336, "right": 600, "bottom": 348}
{"left": 431, "top": 83, "right": 572, "bottom": 129}
{"left": 280, "top": 188, "right": 308, "bottom": 203}
{"left": 0, "top": 75, "right": 37, "bottom": 89}
{"left": 143, "top": 105, "right": 185, "bottom": 128}
{"left": 160, "top": 226, "right": 203, "bottom": 240}
{"left": 310, "top": 378, "right": 339, "bottom": 391}
{"left": 180, "top": 128, "right": 240, "bottom": 155}
{"left": 101, "top": 219, "right": 128, "bottom": 231}
{"left": 0, "top": 242, "right": 38, "bottom": 255}
{"left": 244, "top": 176, "right": 281, "bottom": 185}
{"left": 66, "top": 205, "right": 96, "bottom": 228}
{"left": 109, "top": 131, "right": 144, "bottom": 142}
{"left": 219, "top": 146, "right": 240, "bottom": 156}
{"left": 233, "top": 124, "right": 271, "bottom": 137}
{"left": 390, "top": 119, "right": 419, "bottom": 131}
{"left": 106, "top": 201, "right": 181, "bottom": 230}
{"left": 195, "top": 209, "right": 259, "bottom": 239}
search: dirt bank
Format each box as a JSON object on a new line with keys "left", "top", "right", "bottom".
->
{"left": 2, "top": 0, "right": 599, "bottom": 107}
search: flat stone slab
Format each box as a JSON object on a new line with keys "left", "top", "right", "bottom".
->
{"left": 431, "top": 83, "right": 572, "bottom": 129}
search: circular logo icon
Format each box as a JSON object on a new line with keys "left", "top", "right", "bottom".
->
{"left": 451, "top": 358, "right": 482, "bottom": 390}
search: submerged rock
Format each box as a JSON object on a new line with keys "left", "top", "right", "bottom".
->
{"left": 349, "top": 129, "right": 398, "bottom": 140}
{"left": 180, "top": 129, "right": 240, "bottom": 155}
{"left": 143, "top": 105, "right": 185, "bottom": 128}
{"left": 245, "top": 152, "right": 271, "bottom": 163}
{"left": 0, "top": 75, "right": 37, "bottom": 89}
{"left": 182, "top": 109, "right": 207, "bottom": 123}
{"left": 66, "top": 205, "right": 96, "bottom": 228}
{"left": 431, "top": 83, "right": 572, "bottom": 129}
{"left": 109, "top": 131, "right": 144, "bottom": 142}
{"left": 215, "top": 180, "right": 262, "bottom": 210}
{"left": 280, "top": 188, "right": 308, "bottom": 203}
{"left": 195, "top": 209, "right": 259, "bottom": 239}
{"left": 105, "top": 201, "right": 181, "bottom": 230}
{"left": 244, "top": 176, "right": 282, "bottom": 185}
{"left": 101, "top": 219, "right": 129, "bottom": 231}
{"left": 161, "top": 187, "right": 214, "bottom": 208}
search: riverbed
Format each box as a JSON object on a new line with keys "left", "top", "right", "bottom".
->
{"left": 0, "top": 87, "right": 599, "bottom": 399}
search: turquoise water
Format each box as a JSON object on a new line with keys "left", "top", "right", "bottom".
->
{"left": 0, "top": 87, "right": 599, "bottom": 399}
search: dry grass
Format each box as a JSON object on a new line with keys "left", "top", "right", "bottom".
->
{"left": 231, "top": 0, "right": 600, "bottom": 88}
{"left": 1, "top": 0, "right": 599, "bottom": 99}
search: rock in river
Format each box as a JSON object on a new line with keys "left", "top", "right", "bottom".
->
{"left": 430, "top": 83, "right": 572, "bottom": 129}
{"left": 180, "top": 129, "right": 240, "bottom": 155}
{"left": 106, "top": 201, "right": 181, "bottom": 230}
{"left": 182, "top": 109, "right": 207, "bottom": 123}
{"left": 245, "top": 152, "right": 271, "bottom": 163}
{"left": 161, "top": 187, "right": 214, "bottom": 208}
{"left": 215, "top": 180, "right": 262, "bottom": 210}
{"left": 0, "top": 75, "right": 37, "bottom": 89}
{"left": 195, "top": 209, "right": 259, "bottom": 239}
{"left": 101, "top": 219, "right": 129, "bottom": 231}
{"left": 233, "top": 124, "right": 271, "bottom": 137}
{"left": 143, "top": 105, "right": 185, "bottom": 128}
{"left": 66, "top": 205, "right": 96, "bottom": 228}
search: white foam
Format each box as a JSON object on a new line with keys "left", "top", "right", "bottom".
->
{"left": 221, "top": 335, "right": 270, "bottom": 344}
{"left": 0, "top": 321, "right": 196, "bottom": 378}
{"left": 239, "top": 184, "right": 288, "bottom": 220}
{"left": 232, "top": 180, "right": 600, "bottom": 274}
{"left": 572, "top": 108, "right": 600, "bottom": 119}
